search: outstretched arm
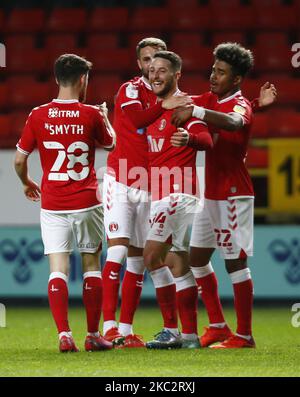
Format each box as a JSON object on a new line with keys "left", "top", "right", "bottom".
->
{"left": 14, "top": 151, "right": 41, "bottom": 202}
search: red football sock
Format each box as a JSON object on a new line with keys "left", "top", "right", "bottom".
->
{"left": 83, "top": 273, "right": 102, "bottom": 333}
{"left": 102, "top": 261, "right": 122, "bottom": 322}
{"left": 233, "top": 279, "right": 253, "bottom": 336}
{"left": 156, "top": 284, "right": 178, "bottom": 328}
{"left": 119, "top": 270, "right": 144, "bottom": 325}
{"left": 196, "top": 273, "right": 226, "bottom": 325}
{"left": 48, "top": 275, "right": 70, "bottom": 334}
{"left": 176, "top": 286, "right": 198, "bottom": 334}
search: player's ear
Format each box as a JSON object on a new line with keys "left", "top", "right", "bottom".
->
{"left": 233, "top": 75, "right": 242, "bottom": 86}
{"left": 175, "top": 71, "right": 181, "bottom": 82}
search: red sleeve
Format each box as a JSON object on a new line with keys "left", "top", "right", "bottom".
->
{"left": 16, "top": 111, "right": 36, "bottom": 155}
{"left": 184, "top": 118, "right": 213, "bottom": 151}
{"left": 94, "top": 111, "right": 114, "bottom": 149}
{"left": 122, "top": 101, "right": 164, "bottom": 129}
{"left": 251, "top": 98, "right": 260, "bottom": 113}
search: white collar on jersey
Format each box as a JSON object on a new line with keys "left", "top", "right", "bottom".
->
{"left": 141, "top": 76, "right": 152, "bottom": 90}
{"left": 52, "top": 99, "right": 79, "bottom": 103}
{"left": 217, "top": 90, "right": 242, "bottom": 104}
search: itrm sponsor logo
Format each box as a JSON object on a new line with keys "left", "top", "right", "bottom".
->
{"left": 0, "top": 43, "right": 6, "bottom": 67}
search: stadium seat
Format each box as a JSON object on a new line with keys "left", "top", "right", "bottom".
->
{"left": 87, "top": 8, "right": 129, "bottom": 32}
{"left": 7, "top": 48, "right": 48, "bottom": 74}
{"left": 4, "top": 34, "right": 36, "bottom": 50}
{"left": 211, "top": 32, "right": 246, "bottom": 47}
{"left": 170, "top": 7, "right": 212, "bottom": 31}
{"left": 7, "top": 77, "right": 51, "bottom": 109}
{"left": 251, "top": 113, "right": 269, "bottom": 139}
{"left": 242, "top": 79, "right": 264, "bottom": 102}
{"left": 47, "top": 8, "right": 87, "bottom": 33}
{"left": 45, "top": 34, "right": 78, "bottom": 52}
{"left": 179, "top": 74, "right": 210, "bottom": 96}
{"left": 268, "top": 110, "right": 300, "bottom": 138}
{"left": 254, "top": 45, "right": 293, "bottom": 74}
{"left": 4, "top": 8, "right": 45, "bottom": 33}
{"left": 0, "top": 83, "right": 8, "bottom": 111}
{"left": 87, "top": 48, "right": 131, "bottom": 72}
{"left": 0, "top": 114, "right": 13, "bottom": 148}
{"left": 179, "top": 46, "right": 213, "bottom": 73}
{"left": 246, "top": 147, "right": 268, "bottom": 169}
{"left": 170, "top": 33, "right": 203, "bottom": 52}
{"left": 210, "top": 6, "right": 255, "bottom": 31}
{"left": 10, "top": 111, "right": 29, "bottom": 140}
{"left": 259, "top": 75, "right": 300, "bottom": 107}
{"left": 86, "top": 34, "right": 120, "bottom": 50}
{"left": 166, "top": 0, "right": 199, "bottom": 8}
{"left": 87, "top": 74, "right": 122, "bottom": 106}
{"left": 129, "top": 7, "right": 170, "bottom": 32}
{"left": 254, "top": 32, "right": 289, "bottom": 49}
{"left": 254, "top": 5, "right": 297, "bottom": 30}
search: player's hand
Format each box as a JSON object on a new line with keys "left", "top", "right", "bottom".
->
{"left": 162, "top": 94, "right": 193, "bottom": 110}
{"left": 23, "top": 179, "right": 41, "bottom": 202}
{"left": 171, "top": 106, "right": 193, "bottom": 127}
{"left": 170, "top": 128, "right": 189, "bottom": 147}
{"left": 258, "top": 82, "right": 277, "bottom": 107}
{"left": 98, "top": 102, "right": 108, "bottom": 118}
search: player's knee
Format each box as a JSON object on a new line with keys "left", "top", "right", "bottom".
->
{"left": 143, "top": 249, "right": 162, "bottom": 271}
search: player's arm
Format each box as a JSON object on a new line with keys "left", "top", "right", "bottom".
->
{"left": 170, "top": 119, "right": 213, "bottom": 151}
{"left": 251, "top": 82, "right": 277, "bottom": 111}
{"left": 123, "top": 95, "right": 193, "bottom": 129}
{"left": 14, "top": 111, "right": 40, "bottom": 201}
{"left": 95, "top": 104, "right": 116, "bottom": 151}
{"left": 14, "top": 151, "right": 41, "bottom": 202}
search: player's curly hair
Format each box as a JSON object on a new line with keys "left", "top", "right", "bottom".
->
{"left": 54, "top": 54, "right": 92, "bottom": 86}
{"left": 213, "top": 42, "right": 254, "bottom": 77}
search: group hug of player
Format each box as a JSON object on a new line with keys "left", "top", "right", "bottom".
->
{"left": 14, "top": 37, "right": 276, "bottom": 352}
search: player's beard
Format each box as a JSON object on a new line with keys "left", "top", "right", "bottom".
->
{"left": 153, "top": 77, "right": 175, "bottom": 98}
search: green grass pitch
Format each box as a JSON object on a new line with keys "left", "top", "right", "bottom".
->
{"left": 0, "top": 305, "right": 299, "bottom": 377}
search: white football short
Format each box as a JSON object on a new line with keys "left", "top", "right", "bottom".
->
{"left": 103, "top": 173, "right": 150, "bottom": 248}
{"left": 147, "top": 193, "right": 199, "bottom": 252}
{"left": 40, "top": 206, "right": 104, "bottom": 255}
{"left": 190, "top": 197, "right": 254, "bottom": 259}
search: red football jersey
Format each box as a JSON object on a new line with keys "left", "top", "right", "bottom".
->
{"left": 194, "top": 90, "right": 254, "bottom": 200}
{"left": 108, "top": 76, "right": 156, "bottom": 189}
{"left": 17, "top": 99, "right": 114, "bottom": 212}
{"left": 147, "top": 93, "right": 210, "bottom": 201}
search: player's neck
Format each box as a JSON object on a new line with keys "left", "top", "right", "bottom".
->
{"left": 217, "top": 87, "right": 240, "bottom": 101}
{"left": 57, "top": 87, "right": 80, "bottom": 101}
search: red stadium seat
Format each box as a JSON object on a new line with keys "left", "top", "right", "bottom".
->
{"left": 5, "top": 34, "right": 36, "bottom": 50}
{"left": 255, "top": 33, "right": 289, "bottom": 49}
{"left": 86, "top": 34, "right": 120, "bottom": 50}
{"left": 269, "top": 110, "right": 300, "bottom": 138}
{"left": 255, "top": 5, "right": 297, "bottom": 30}
{"left": 87, "top": 8, "right": 129, "bottom": 32}
{"left": 87, "top": 48, "right": 131, "bottom": 72}
{"left": 170, "top": 7, "right": 212, "bottom": 31}
{"left": 179, "top": 75, "right": 210, "bottom": 96}
{"left": 246, "top": 147, "right": 268, "bottom": 168}
{"left": 7, "top": 77, "right": 51, "bottom": 109}
{"left": 258, "top": 75, "right": 300, "bottom": 107}
{"left": 242, "top": 79, "right": 264, "bottom": 102}
{"left": 10, "top": 111, "right": 29, "bottom": 140}
{"left": 47, "top": 8, "right": 87, "bottom": 33}
{"left": 4, "top": 8, "right": 45, "bottom": 33}
{"left": 0, "top": 114, "right": 12, "bottom": 139}
{"left": 211, "top": 32, "right": 246, "bottom": 47}
{"left": 251, "top": 113, "right": 269, "bottom": 139}
{"left": 87, "top": 74, "right": 122, "bottom": 106}
{"left": 210, "top": 6, "right": 255, "bottom": 31}
{"left": 254, "top": 45, "right": 293, "bottom": 74}
{"left": 45, "top": 34, "right": 78, "bottom": 52}
{"left": 7, "top": 48, "right": 48, "bottom": 74}
{"left": 179, "top": 46, "right": 213, "bottom": 73}
{"left": 0, "top": 83, "right": 8, "bottom": 111}
{"left": 166, "top": 0, "right": 199, "bottom": 8}
{"left": 130, "top": 7, "right": 170, "bottom": 31}
{"left": 170, "top": 33, "right": 203, "bottom": 52}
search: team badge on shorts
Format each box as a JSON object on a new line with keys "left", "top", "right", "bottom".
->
{"left": 109, "top": 222, "right": 119, "bottom": 232}
{"left": 159, "top": 119, "right": 167, "bottom": 131}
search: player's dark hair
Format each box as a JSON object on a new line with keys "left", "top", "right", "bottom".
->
{"left": 54, "top": 54, "right": 92, "bottom": 86}
{"left": 213, "top": 42, "right": 254, "bottom": 77}
{"left": 153, "top": 51, "right": 182, "bottom": 72}
{"left": 136, "top": 37, "right": 167, "bottom": 58}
